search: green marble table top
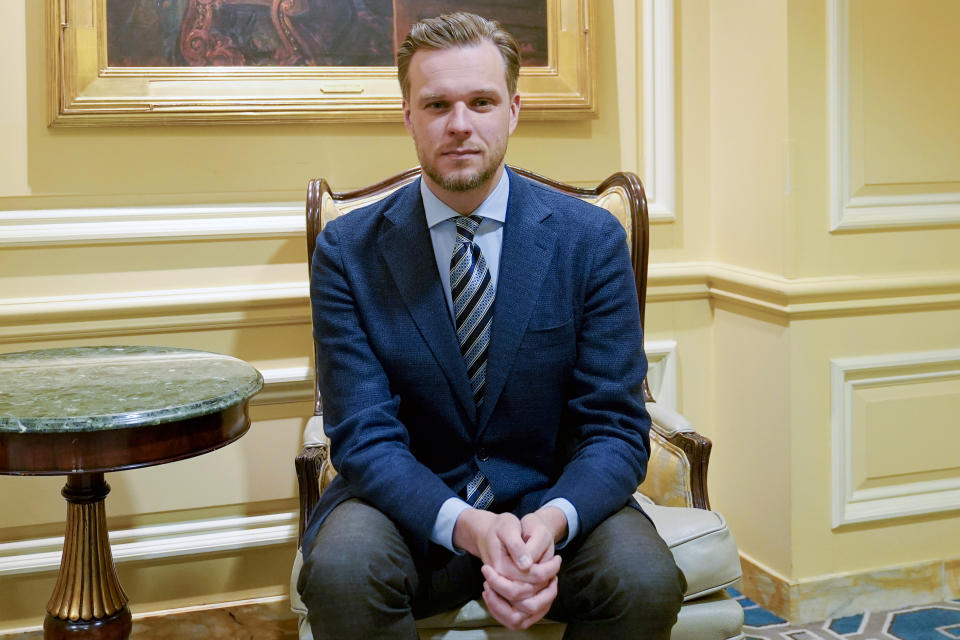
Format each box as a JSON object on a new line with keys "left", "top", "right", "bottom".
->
{"left": 0, "top": 346, "right": 263, "bottom": 433}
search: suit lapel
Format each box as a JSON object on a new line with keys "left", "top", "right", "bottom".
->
{"left": 478, "top": 170, "right": 557, "bottom": 432}
{"left": 378, "top": 181, "right": 477, "bottom": 423}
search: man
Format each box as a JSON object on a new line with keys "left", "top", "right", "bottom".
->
{"left": 298, "top": 12, "right": 685, "bottom": 639}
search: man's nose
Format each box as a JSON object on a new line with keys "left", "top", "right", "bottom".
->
{"left": 446, "top": 102, "right": 472, "bottom": 135}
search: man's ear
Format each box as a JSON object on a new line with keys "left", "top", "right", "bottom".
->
{"left": 508, "top": 92, "right": 521, "bottom": 135}
{"left": 403, "top": 100, "right": 414, "bottom": 135}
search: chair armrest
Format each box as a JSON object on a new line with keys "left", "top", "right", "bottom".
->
{"left": 295, "top": 416, "right": 335, "bottom": 546}
{"left": 295, "top": 442, "right": 328, "bottom": 547}
{"left": 640, "top": 403, "right": 713, "bottom": 510}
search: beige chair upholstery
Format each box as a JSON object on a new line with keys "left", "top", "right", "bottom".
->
{"left": 292, "top": 168, "right": 744, "bottom": 640}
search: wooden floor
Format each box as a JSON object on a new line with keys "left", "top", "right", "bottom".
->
{"left": 3, "top": 600, "right": 299, "bottom": 640}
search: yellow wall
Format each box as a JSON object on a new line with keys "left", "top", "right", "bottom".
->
{"left": 710, "top": 0, "right": 791, "bottom": 276}
{"left": 711, "top": 0, "right": 960, "bottom": 614}
{"left": 2, "top": 0, "right": 960, "bottom": 630}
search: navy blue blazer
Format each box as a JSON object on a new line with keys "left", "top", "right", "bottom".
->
{"left": 302, "top": 168, "right": 651, "bottom": 556}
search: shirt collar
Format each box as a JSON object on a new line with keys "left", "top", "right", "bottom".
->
{"left": 421, "top": 168, "right": 510, "bottom": 229}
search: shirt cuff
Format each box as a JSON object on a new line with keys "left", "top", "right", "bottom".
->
{"left": 543, "top": 498, "right": 579, "bottom": 549}
{"left": 431, "top": 497, "right": 472, "bottom": 554}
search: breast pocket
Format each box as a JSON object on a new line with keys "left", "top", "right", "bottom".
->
{"left": 519, "top": 318, "right": 575, "bottom": 350}
{"left": 510, "top": 318, "right": 577, "bottom": 408}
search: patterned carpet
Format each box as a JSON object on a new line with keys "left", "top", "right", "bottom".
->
{"left": 730, "top": 588, "right": 960, "bottom": 639}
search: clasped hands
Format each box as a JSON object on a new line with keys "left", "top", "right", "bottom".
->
{"left": 453, "top": 507, "right": 566, "bottom": 630}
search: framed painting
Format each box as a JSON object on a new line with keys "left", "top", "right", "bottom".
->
{"left": 47, "top": 0, "right": 597, "bottom": 126}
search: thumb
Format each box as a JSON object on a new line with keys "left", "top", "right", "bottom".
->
{"left": 498, "top": 520, "right": 532, "bottom": 570}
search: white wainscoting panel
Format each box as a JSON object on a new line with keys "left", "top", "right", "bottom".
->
{"left": 831, "top": 349, "right": 960, "bottom": 527}
{"left": 615, "top": 0, "right": 675, "bottom": 224}
{"left": 827, "top": 0, "right": 960, "bottom": 231}
{"left": 643, "top": 0, "right": 676, "bottom": 222}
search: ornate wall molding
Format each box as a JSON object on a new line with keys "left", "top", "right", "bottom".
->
{"left": 0, "top": 282, "right": 310, "bottom": 343}
{"left": 0, "top": 511, "right": 296, "bottom": 577}
{"left": 0, "top": 202, "right": 303, "bottom": 246}
{"left": 830, "top": 349, "right": 960, "bottom": 528}
{"left": 2, "top": 264, "right": 959, "bottom": 344}
{"left": 614, "top": 0, "right": 675, "bottom": 224}
{"left": 643, "top": 0, "right": 676, "bottom": 222}
{"left": 827, "top": 0, "right": 960, "bottom": 232}
{"left": 254, "top": 366, "right": 314, "bottom": 406}
{"left": 649, "top": 262, "right": 960, "bottom": 318}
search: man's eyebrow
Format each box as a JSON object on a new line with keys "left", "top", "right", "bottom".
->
{"left": 418, "top": 88, "right": 500, "bottom": 102}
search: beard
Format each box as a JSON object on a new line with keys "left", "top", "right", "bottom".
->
{"left": 424, "top": 161, "right": 498, "bottom": 192}
{"left": 417, "top": 135, "right": 508, "bottom": 193}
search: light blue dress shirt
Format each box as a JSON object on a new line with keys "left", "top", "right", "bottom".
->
{"left": 420, "top": 171, "right": 580, "bottom": 554}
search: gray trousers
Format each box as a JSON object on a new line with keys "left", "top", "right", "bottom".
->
{"left": 298, "top": 499, "right": 685, "bottom": 640}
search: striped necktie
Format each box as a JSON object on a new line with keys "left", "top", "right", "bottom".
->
{"left": 451, "top": 215, "right": 495, "bottom": 511}
{"left": 451, "top": 215, "right": 494, "bottom": 406}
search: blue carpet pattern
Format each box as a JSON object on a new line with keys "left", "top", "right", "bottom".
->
{"left": 729, "top": 588, "right": 960, "bottom": 639}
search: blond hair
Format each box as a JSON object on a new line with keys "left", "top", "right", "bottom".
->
{"left": 397, "top": 12, "right": 521, "bottom": 100}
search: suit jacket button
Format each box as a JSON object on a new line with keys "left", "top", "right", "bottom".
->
{"left": 477, "top": 448, "right": 489, "bottom": 461}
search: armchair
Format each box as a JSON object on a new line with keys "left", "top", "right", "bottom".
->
{"left": 290, "top": 168, "right": 744, "bottom": 639}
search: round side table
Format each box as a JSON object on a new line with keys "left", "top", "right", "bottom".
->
{"left": 0, "top": 346, "right": 263, "bottom": 639}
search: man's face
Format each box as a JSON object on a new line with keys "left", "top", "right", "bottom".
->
{"left": 403, "top": 41, "right": 520, "bottom": 198}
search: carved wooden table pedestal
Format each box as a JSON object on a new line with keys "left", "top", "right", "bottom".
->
{"left": 43, "top": 473, "right": 130, "bottom": 639}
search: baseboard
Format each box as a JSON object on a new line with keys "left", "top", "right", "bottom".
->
{"left": 740, "top": 553, "right": 960, "bottom": 624}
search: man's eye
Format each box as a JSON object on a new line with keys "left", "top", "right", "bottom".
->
{"left": 427, "top": 102, "right": 446, "bottom": 110}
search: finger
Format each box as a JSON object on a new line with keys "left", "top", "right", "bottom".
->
{"left": 525, "top": 554, "right": 562, "bottom": 584}
{"left": 524, "top": 528, "right": 554, "bottom": 564}
{"left": 483, "top": 587, "right": 544, "bottom": 632}
{"left": 482, "top": 582, "right": 526, "bottom": 630}
{"left": 488, "top": 543, "right": 559, "bottom": 585}
{"left": 519, "top": 514, "right": 555, "bottom": 563}
{"left": 479, "top": 514, "right": 518, "bottom": 573}
{"left": 481, "top": 564, "right": 539, "bottom": 601}
{"left": 514, "top": 576, "right": 558, "bottom": 622}
{"left": 493, "top": 560, "right": 550, "bottom": 584}
{"left": 482, "top": 532, "right": 506, "bottom": 572}
{"left": 495, "top": 517, "right": 532, "bottom": 570}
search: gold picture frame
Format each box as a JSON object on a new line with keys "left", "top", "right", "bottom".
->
{"left": 48, "top": 0, "right": 597, "bottom": 127}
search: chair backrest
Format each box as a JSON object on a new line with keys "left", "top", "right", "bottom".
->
{"left": 305, "top": 166, "right": 652, "bottom": 413}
